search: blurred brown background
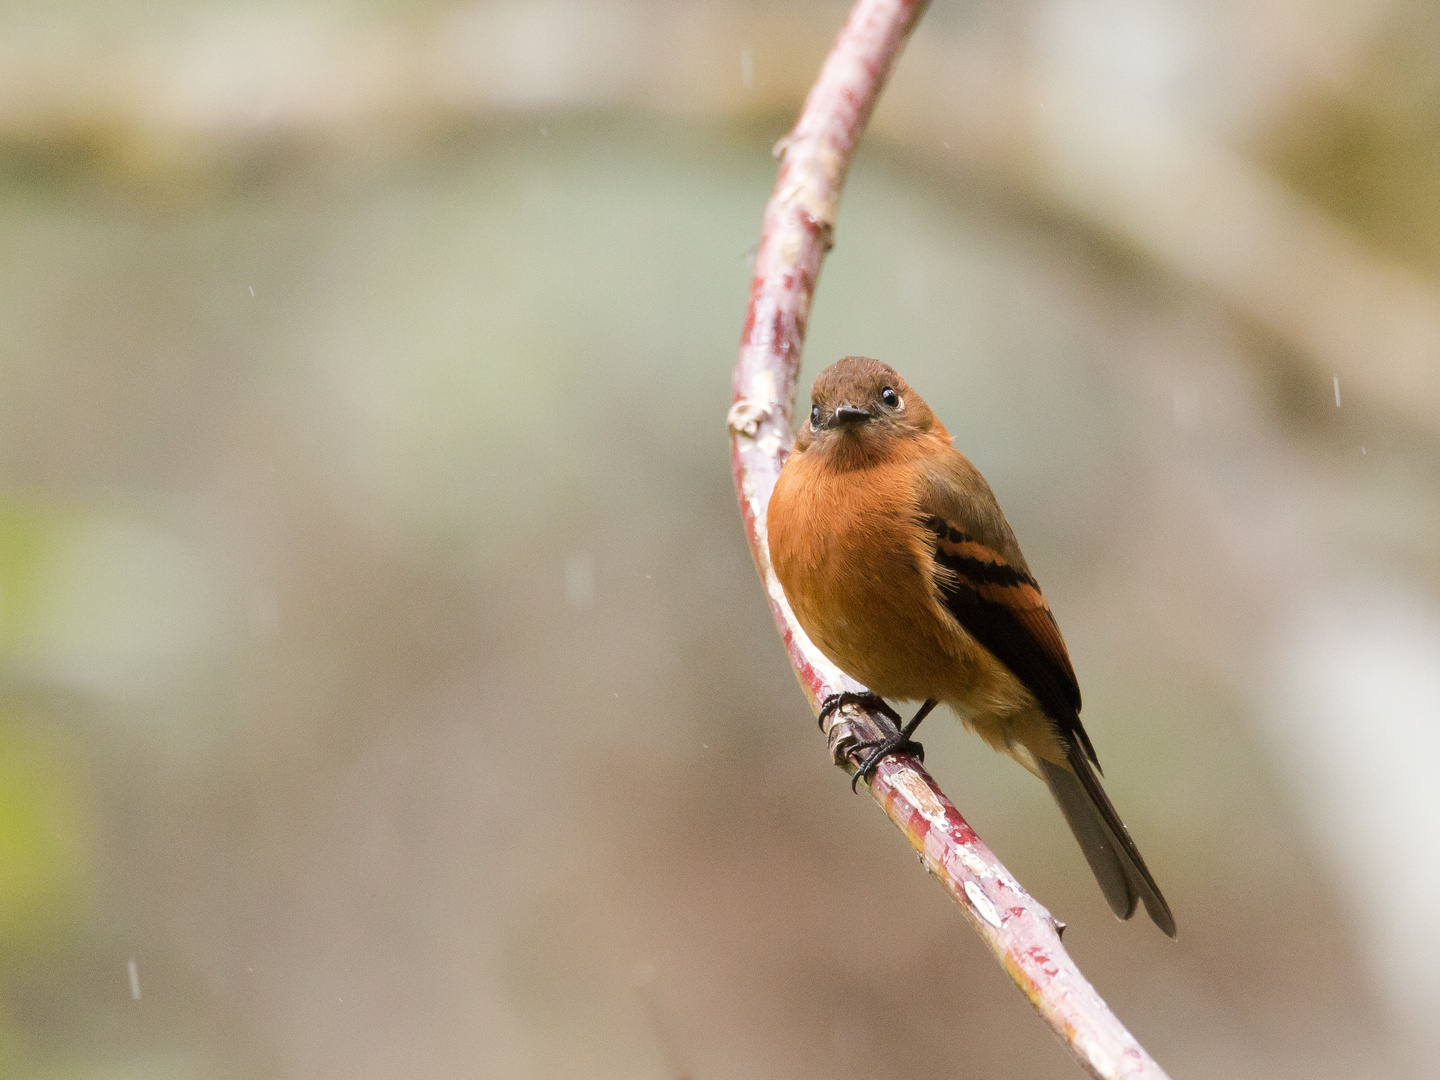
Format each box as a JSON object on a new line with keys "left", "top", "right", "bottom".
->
{"left": 2, "top": 1, "right": 1439, "bottom": 1077}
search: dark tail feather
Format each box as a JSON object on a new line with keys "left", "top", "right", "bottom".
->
{"left": 1040, "top": 743, "right": 1177, "bottom": 938}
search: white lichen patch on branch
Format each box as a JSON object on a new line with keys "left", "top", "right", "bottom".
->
{"left": 775, "top": 227, "right": 804, "bottom": 268}
{"left": 940, "top": 835, "right": 991, "bottom": 880}
{"left": 749, "top": 368, "right": 778, "bottom": 410}
{"left": 891, "top": 765, "right": 950, "bottom": 827}
{"left": 964, "top": 880, "right": 1003, "bottom": 928}
{"left": 775, "top": 132, "right": 844, "bottom": 229}
{"left": 1073, "top": 1036, "right": 1116, "bottom": 1080}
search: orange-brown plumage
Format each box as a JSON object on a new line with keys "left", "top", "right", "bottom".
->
{"left": 768, "top": 356, "right": 1175, "bottom": 936}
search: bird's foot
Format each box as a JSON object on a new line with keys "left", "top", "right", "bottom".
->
{"left": 816, "top": 691, "right": 899, "bottom": 732}
{"left": 849, "top": 732, "right": 925, "bottom": 792}
{"left": 847, "top": 698, "right": 938, "bottom": 792}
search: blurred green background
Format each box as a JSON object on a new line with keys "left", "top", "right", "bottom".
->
{"left": 2, "top": 1, "right": 1439, "bottom": 1078}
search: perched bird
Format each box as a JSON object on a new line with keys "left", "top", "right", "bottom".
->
{"left": 768, "top": 355, "right": 1175, "bottom": 936}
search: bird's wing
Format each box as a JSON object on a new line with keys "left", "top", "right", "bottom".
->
{"left": 916, "top": 462, "right": 1097, "bottom": 767}
{"left": 917, "top": 454, "right": 1174, "bottom": 933}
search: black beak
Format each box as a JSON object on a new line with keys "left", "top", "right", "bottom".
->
{"left": 831, "top": 405, "right": 872, "bottom": 426}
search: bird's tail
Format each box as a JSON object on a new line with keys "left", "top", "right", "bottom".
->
{"left": 1039, "top": 741, "right": 1176, "bottom": 938}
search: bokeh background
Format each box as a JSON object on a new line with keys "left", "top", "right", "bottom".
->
{"left": 2, "top": 1, "right": 1439, "bottom": 1077}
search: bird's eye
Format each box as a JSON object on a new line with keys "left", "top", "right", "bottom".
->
{"left": 881, "top": 387, "right": 900, "bottom": 408}
{"left": 810, "top": 404, "right": 822, "bottom": 427}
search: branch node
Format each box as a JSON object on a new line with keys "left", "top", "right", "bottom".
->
{"left": 726, "top": 398, "right": 770, "bottom": 438}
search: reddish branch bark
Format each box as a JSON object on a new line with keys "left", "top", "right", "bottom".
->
{"left": 727, "top": 2, "right": 1170, "bottom": 1077}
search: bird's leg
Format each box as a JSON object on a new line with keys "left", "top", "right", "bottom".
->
{"left": 850, "top": 698, "right": 938, "bottom": 793}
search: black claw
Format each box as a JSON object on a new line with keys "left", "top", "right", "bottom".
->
{"left": 848, "top": 698, "right": 939, "bottom": 793}
{"left": 850, "top": 736, "right": 925, "bottom": 792}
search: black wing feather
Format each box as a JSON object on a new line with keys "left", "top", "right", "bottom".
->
{"left": 922, "top": 516, "right": 1098, "bottom": 768}
{"left": 922, "top": 514, "right": 1175, "bottom": 934}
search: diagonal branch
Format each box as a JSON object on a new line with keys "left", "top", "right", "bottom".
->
{"left": 726, "top": 2, "right": 1170, "bottom": 1077}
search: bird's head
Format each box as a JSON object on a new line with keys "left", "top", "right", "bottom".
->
{"left": 795, "top": 356, "right": 944, "bottom": 467}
